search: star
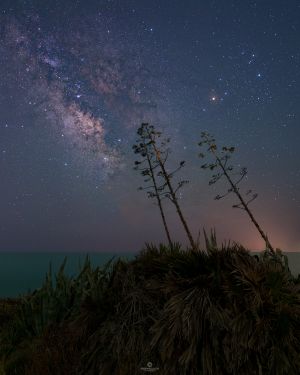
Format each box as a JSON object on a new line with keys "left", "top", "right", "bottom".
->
{"left": 0, "top": 0, "right": 298, "bottom": 254}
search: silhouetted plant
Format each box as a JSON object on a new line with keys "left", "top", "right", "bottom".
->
{"left": 0, "top": 254, "right": 116, "bottom": 375}
{"left": 198, "top": 131, "right": 275, "bottom": 254}
{"left": 133, "top": 123, "right": 173, "bottom": 248}
{"left": 133, "top": 123, "right": 196, "bottom": 250}
{"left": 1, "top": 242, "right": 299, "bottom": 375}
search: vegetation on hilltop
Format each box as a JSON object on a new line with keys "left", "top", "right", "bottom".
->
{"left": 0, "top": 124, "right": 298, "bottom": 374}
{"left": 0, "top": 237, "right": 299, "bottom": 374}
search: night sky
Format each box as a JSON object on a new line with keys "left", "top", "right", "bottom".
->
{"left": 0, "top": 0, "right": 299, "bottom": 252}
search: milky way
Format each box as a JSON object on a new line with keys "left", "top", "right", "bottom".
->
{"left": 0, "top": 1, "right": 299, "bottom": 252}
{"left": 1, "top": 12, "right": 168, "bottom": 180}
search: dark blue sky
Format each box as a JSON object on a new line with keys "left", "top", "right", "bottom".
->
{"left": 0, "top": 0, "right": 299, "bottom": 252}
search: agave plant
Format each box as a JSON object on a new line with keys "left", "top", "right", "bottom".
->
{"left": 223, "top": 248, "right": 300, "bottom": 374}
{"left": 138, "top": 236, "right": 300, "bottom": 375}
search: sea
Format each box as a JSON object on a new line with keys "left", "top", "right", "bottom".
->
{"left": 0, "top": 251, "right": 299, "bottom": 298}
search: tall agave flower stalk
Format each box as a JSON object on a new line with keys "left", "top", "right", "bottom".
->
{"left": 133, "top": 123, "right": 196, "bottom": 251}
{"left": 133, "top": 123, "right": 173, "bottom": 248}
{"left": 198, "top": 131, "right": 275, "bottom": 254}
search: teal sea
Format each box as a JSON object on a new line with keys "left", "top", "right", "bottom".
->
{"left": 0, "top": 251, "right": 299, "bottom": 298}
{"left": 0, "top": 252, "right": 137, "bottom": 298}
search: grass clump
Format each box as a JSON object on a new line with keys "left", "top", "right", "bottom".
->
{"left": 0, "top": 236, "right": 299, "bottom": 375}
